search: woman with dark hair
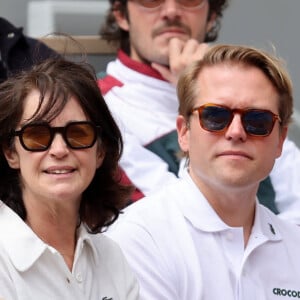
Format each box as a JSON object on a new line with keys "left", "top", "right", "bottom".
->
{"left": 0, "top": 58, "right": 139, "bottom": 299}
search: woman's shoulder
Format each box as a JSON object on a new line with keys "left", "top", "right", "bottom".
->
{"left": 90, "top": 233, "right": 140, "bottom": 299}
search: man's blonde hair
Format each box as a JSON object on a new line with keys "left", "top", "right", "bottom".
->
{"left": 177, "top": 44, "right": 293, "bottom": 128}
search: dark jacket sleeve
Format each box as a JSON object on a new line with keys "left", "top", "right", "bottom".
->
{"left": 0, "top": 17, "right": 59, "bottom": 83}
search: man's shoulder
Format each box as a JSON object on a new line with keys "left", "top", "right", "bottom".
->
{"left": 97, "top": 73, "right": 123, "bottom": 95}
{"left": 260, "top": 204, "right": 300, "bottom": 240}
{"left": 0, "top": 17, "right": 17, "bottom": 35}
{"left": 109, "top": 179, "right": 185, "bottom": 233}
{"left": 25, "top": 37, "right": 58, "bottom": 58}
{"left": 91, "top": 233, "right": 127, "bottom": 261}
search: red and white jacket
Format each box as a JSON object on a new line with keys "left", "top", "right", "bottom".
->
{"left": 98, "top": 50, "right": 180, "bottom": 201}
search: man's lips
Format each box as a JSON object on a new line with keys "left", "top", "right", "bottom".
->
{"left": 153, "top": 25, "right": 190, "bottom": 38}
{"left": 158, "top": 27, "right": 187, "bottom": 35}
{"left": 217, "top": 150, "right": 253, "bottom": 160}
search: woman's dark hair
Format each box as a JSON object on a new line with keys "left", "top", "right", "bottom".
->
{"left": 0, "top": 57, "right": 132, "bottom": 233}
{"left": 100, "top": 0, "right": 229, "bottom": 53}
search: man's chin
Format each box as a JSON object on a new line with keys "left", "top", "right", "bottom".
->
{"left": 151, "top": 55, "right": 169, "bottom": 67}
{"left": 143, "top": 48, "right": 169, "bottom": 66}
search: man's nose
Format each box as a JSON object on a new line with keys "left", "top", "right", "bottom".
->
{"left": 159, "top": 0, "right": 183, "bottom": 19}
{"left": 224, "top": 114, "right": 247, "bottom": 142}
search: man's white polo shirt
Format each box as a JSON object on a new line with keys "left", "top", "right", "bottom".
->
{"left": 107, "top": 169, "right": 300, "bottom": 300}
{"left": 0, "top": 201, "right": 139, "bottom": 300}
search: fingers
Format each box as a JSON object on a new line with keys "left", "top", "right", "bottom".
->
{"left": 168, "top": 38, "right": 209, "bottom": 77}
{"left": 152, "top": 38, "right": 209, "bottom": 85}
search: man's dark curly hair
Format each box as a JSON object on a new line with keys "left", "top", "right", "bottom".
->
{"left": 100, "top": 0, "right": 229, "bottom": 54}
{"left": 0, "top": 57, "right": 132, "bottom": 233}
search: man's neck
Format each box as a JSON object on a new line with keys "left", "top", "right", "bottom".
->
{"left": 189, "top": 169, "right": 257, "bottom": 246}
{"left": 118, "top": 50, "right": 167, "bottom": 81}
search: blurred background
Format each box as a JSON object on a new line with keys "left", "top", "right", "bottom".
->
{"left": 2, "top": 0, "right": 300, "bottom": 145}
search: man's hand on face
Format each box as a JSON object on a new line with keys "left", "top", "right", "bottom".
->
{"left": 151, "top": 38, "right": 209, "bottom": 85}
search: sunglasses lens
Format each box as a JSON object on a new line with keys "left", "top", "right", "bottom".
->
{"left": 243, "top": 110, "right": 274, "bottom": 136}
{"left": 200, "top": 106, "right": 231, "bottom": 131}
{"left": 22, "top": 125, "right": 51, "bottom": 150}
{"left": 66, "top": 123, "right": 96, "bottom": 149}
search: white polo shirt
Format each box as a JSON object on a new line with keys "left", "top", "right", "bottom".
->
{"left": 106, "top": 170, "right": 300, "bottom": 300}
{"left": 0, "top": 202, "right": 139, "bottom": 300}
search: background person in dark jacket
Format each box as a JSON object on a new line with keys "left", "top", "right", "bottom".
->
{"left": 0, "top": 17, "right": 58, "bottom": 83}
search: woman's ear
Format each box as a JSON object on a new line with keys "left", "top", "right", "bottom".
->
{"left": 113, "top": 1, "right": 130, "bottom": 31}
{"left": 96, "top": 147, "right": 105, "bottom": 169}
{"left": 3, "top": 145, "right": 20, "bottom": 169}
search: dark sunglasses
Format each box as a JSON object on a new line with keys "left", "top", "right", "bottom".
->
{"left": 12, "top": 121, "right": 100, "bottom": 152}
{"left": 189, "top": 103, "right": 281, "bottom": 137}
